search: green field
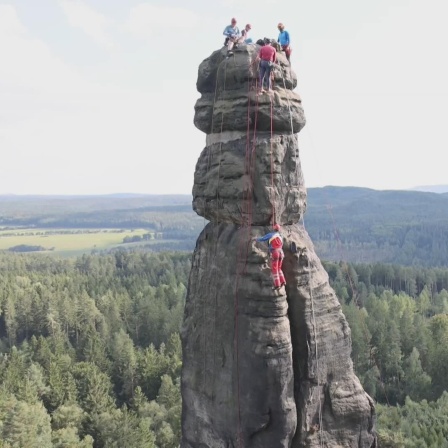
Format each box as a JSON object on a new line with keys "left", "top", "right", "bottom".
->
{"left": 0, "top": 228, "right": 149, "bottom": 255}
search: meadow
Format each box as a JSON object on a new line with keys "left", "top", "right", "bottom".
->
{"left": 0, "top": 228, "right": 149, "bottom": 256}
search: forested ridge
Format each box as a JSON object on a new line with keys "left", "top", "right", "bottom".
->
{"left": 306, "top": 187, "right": 448, "bottom": 266}
{"left": 2, "top": 187, "right": 448, "bottom": 265}
{"left": 0, "top": 250, "right": 447, "bottom": 446}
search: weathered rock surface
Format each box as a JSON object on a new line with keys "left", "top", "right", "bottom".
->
{"left": 182, "top": 224, "right": 296, "bottom": 448}
{"left": 193, "top": 133, "right": 306, "bottom": 226}
{"left": 181, "top": 44, "right": 376, "bottom": 447}
{"left": 194, "top": 47, "right": 304, "bottom": 135}
{"left": 193, "top": 45, "right": 306, "bottom": 226}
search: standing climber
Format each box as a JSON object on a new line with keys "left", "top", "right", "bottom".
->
{"left": 223, "top": 18, "right": 240, "bottom": 56}
{"left": 254, "top": 224, "right": 286, "bottom": 290}
{"left": 277, "top": 23, "right": 292, "bottom": 62}
{"left": 258, "top": 38, "right": 277, "bottom": 94}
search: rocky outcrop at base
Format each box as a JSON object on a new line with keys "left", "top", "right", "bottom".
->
{"left": 181, "top": 44, "right": 376, "bottom": 447}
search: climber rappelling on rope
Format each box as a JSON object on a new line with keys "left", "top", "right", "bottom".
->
{"left": 253, "top": 224, "right": 286, "bottom": 290}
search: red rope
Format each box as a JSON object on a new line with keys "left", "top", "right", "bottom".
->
{"left": 233, "top": 54, "right": 280, "bottom": 445}
{"left": 233, "top": 53, "right": 282, "bottom": 444}
{"left": 270, "top": 96, "right": 275, "bottom": 226}
{"left": 233, "top": 63, "right": 258, "bottom": 447}
{"left": 205, "top": 58, "right": 232, "bottom": 396}
{"left": 233, "top": 54, "right": 271, "bottom": 445}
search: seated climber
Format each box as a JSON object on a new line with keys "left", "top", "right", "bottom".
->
{"left": 253, "top": 224, "right": 286, "bottom": 290}
{"left": 257, "top": 38, "right": 277, "bottom": 94}
{"left": 223, "top": 17, "right": 241, "bottom": 56}
{"left": 277, "top": 23, "right": 292, "bottom": 62}
{"left": 240, "top": 23, "right": 253, "bottom": 44}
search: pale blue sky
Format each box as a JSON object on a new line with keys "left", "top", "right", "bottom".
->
{"left": 0, "top": 0, "right": 447, "bottom": 194}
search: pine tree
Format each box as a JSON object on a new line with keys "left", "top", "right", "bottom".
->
{"left": 94, "top": 407, "right": 156, "bottom": 448}
{"left": 0, "top": 394, "right": 52, "bottom": 448}
{"left": 403, "top": 348, "right": 431, "bottom": 401}
{"left": 110, "top": 329, "right": 138, "bottom": 401}
{"left": 46, "top": 354, "right": 78, "bottom": 411}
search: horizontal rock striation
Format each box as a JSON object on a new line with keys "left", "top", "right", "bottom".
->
{"left": 195, "top": 90, "right": 305, "bottom": 135}
{"left": 193, "top": 133, "right": 305, "bottom": 226}
{"left": 192, "top": 45, "right": 306, "bottom": 226}
{"left": 182, "top": 44, "right": 376, "bottom": 448}
{"left": 194, "top": 47, "right": 302, "bottom": 135}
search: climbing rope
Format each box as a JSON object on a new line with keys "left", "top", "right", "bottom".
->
{"left": 206, "top": 56, "right": 230, "bottom": 402}
{"left": 276, "top": 61, "right": 325, "bottom": 443}
{"left": 232, "top": 51, "right": 284, "bottom": 446}
{"left": 198, "top": 61, "right": 227, "bottom": 368}
{"left": 215, "top": 62, "right": 228, "bottom": 214}
{"left": 209, "top": 59, "right": 226, "bottom": 171}
{"left": 269, "top": 95, "right": 276, "bottom": 227}
{"left": 303, "top": 124, "right": 392, "bottom": 406}
{"left": 233, "top": 54, "right": 291, "bottom": 444}
{"left": 307, "top": 266, "right": 325, "bottom": 447}
{"left": 232, "top": 54, "right": 260, "bottom": 447}
{"left": 208, "top": 49, "right": 306, "bottom": 446}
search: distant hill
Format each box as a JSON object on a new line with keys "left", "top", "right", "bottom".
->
{"left": 410, "top": 185, "right": 448, "bottom": 194}
{"left": 306, "top": 186, "right": 448, "bottom": 222}
{"left": 1, "top": 187, "right": 448, "bottom": 266}
{"left": 0, "top": 194, "right": 191, "bottom": 216}
{"left": 304, "top": 186, "right": 448, "bottom": 266}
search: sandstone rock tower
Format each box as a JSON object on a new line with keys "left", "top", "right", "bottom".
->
{"left": 181, "top": 45, "right": 376, "bottom": 448}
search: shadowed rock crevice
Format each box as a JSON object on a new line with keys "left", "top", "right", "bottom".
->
{"left": 182, "top": 223, "right": 297, "bottom": 448}
{"left": 282, "top": 227, "right": 375, "bottom": 447}
{"left": 182, "top": 44, "right": 376, "bottom": 447}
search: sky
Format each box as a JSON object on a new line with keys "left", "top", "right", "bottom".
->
{"left": 0, "top": 0, "right": 447, "bottom": 195}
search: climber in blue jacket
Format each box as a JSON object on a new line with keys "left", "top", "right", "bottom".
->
{"left": 223, "top": 18, "right": 241, "bottom": 56}
{"left": 254, "top": 224, "right": 286, "bottom": 290}
{"left": 277, "top": 23, "right": 292, "bottom": 62}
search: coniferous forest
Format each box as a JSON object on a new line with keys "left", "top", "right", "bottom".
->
{"left": 1, "top": 189, "right": 448, "bottom": 447}
{"left": 0, "top": 250, "right": 447, "bottom": 447}
{"left": 323, "top": 260, "right": 448, "bottom": 447}
{"left": 0, "top": 252, "right": 187, "bottom": 447}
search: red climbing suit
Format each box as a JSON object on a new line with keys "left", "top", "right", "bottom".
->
{"left": 256, "top": 228, "right": 286, "bottom": 288}
{"left": 270, "top": 233, "right": 285, "bottom": 288}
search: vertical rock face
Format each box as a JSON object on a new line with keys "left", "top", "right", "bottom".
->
{"left": 181, "top": 45, "right": 376, "bottom": 448}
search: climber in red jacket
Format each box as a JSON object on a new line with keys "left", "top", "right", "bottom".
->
{"left": 257, "top": 39, "right": 277, "bottom": 94}
{"left": 254, "top": 224, "right": 286, "bottom": 290}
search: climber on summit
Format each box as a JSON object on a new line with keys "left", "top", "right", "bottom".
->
{"left": 240, "top": 23, "right": 253, "bottom": 44}
{"left": 223, "top": 18, "right": 240, "bottom": 56}
{"left": 277, "top": 23, "right": 292, "bottom": 62}
{"left": 254, "top": 224, "right": 286, "bottom": 290}
{"left": 257, "top": 38, "right": 277, "bottom": 94}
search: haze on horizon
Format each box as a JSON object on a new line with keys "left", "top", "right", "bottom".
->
{"left": 1, "top": 0, "right": 447, "bottom": 195}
